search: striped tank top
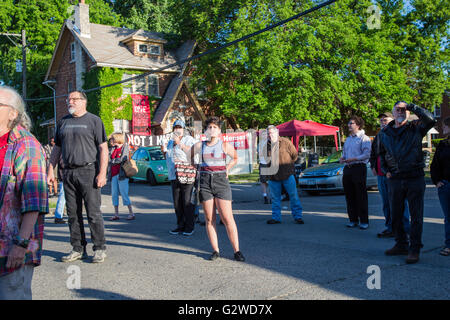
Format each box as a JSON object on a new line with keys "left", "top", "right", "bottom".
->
{"left": 200, "top": 140, "right": 227, "bottom": 172}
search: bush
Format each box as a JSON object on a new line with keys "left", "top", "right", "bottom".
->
{"left": 432, "top": 139, "right": 444, "bottom": 147}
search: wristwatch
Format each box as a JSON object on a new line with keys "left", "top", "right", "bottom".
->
{"left": 13, "top": 235, "right": 30, "bottom": 249}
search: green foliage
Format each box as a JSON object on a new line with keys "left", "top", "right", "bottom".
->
{"left": 113, "top": 0, "right": 178, "bottom": 34}
{"left": 83, "top": 67, "right": 133, "bottom": 136}
{"left": 0, "top": 0, "right": 124, "bottom": 141}
{"left": 174, "top": 0, "right": 449, "bottom": 132}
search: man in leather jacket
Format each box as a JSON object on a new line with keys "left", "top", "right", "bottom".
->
{"left": 379, "top": 101, "right": 436, "bottom": 264}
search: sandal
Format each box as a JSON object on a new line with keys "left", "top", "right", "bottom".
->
{"left": 110, "top": 216, "right": 120, "bottom": 221}
{"left": 439, "top": 247, "right": 450, "bottom": 256}
{"left": 126, "top": 215, "right": 135, "bottom": 220}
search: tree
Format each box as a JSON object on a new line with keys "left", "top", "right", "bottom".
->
{"left": 113, "top": 0, "right": 178, "bottom": 34}
{"left": 174, "top": 0, "right": 449, "bottom": 132}
{"left": 0, "top": 0, "right": 123, "bottom": 141}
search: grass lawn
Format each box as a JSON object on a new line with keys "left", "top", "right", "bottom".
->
{"left": 228, "top": 169, "right": 260, "bottom": 184}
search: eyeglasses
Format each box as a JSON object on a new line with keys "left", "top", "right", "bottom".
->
{"left": 66, "top": 97, "right": 85, "bottom": 104}
{"left": 395, "top": 108, "right": 407, "bottom": 113}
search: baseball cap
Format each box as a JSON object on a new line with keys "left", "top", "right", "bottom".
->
{"left": 173, "top": 119, "right": 185, "bottom": 128}
{"left": 378, "top": 112, "right": 393, "bottom": 119}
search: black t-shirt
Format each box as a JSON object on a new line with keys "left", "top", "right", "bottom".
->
{"left": 55, "top": 112, "right": 107, "bottom": 167}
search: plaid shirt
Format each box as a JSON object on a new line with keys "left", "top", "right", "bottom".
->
{"left": 0, "top": 126, "right": 48, "bottom": 277}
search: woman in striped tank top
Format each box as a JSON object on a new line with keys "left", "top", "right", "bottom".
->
{"left": 191, "top": 117, "right": 245, "bottom": 262}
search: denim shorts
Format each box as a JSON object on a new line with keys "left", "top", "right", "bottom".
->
{"left": 199, "top": 172, "right": 232, "bottom": 202}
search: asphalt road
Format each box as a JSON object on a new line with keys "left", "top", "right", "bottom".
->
{"left": 32, "top": 180, "right": 450, "bottom": 300}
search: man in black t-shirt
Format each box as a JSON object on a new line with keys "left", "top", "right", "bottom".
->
{"left": 48, "top": 91, "right": 109, "bottom": 263}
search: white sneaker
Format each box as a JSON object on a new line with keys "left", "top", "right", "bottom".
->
{"left": 61, "top": 250, "right": 88, "bottom": 262}
{"left": 346, "top": 222, "right": 359, "bottom": 228}
{"left": 359, "top": 223, "right": 369, "bottom": 230}
{"left": 92, "top": 250, "right": 107, "bottom": 263}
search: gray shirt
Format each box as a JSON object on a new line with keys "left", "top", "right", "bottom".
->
{"left": 342, "top": 129, "right": 371, "bottom": 165}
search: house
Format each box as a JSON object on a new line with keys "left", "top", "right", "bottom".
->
{"left": 42, "top": 0, "right": 206, "bottom": 139}
{"left": 433, "top": 90, "right": 450, "bottom": 139}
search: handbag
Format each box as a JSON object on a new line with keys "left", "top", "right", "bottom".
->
{"left": 174, "top": 162, "right": 197, "bottom": 184}
{"left": 122, "top": 159, "right": 138, "bottom": 177}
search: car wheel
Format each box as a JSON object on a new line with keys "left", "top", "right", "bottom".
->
{"left": 147, "top": 170, "right": 157, "bottom": 186}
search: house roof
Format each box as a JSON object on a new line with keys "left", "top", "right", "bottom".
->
{"left": 45, "top": 21, "right": 196, "bottom": 80}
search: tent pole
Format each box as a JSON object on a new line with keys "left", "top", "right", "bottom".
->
{"left": 314, "top": 136, "right": 317, "bottom": 153}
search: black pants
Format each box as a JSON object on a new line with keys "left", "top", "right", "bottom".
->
{"left": 387, "top": 176, "right": 425, "bottom": 253}
{"left": 171, "top": 180, "right": 195, "bottom": 232}
{"left": 63, "top": 165, "right": 106, "bottom": 252}
{"left": 343, "top": 164, "right": 369, "bottom": 224}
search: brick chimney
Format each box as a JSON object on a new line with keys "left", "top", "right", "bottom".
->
{"left": 74, "top": 0, "right": 90, "bottom": 38}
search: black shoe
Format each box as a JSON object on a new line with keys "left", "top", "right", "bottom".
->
{"left": 54, "top": 218, "right": 66, "bottom": 224}
{"left": 385, "top": 245, "right": 409, "bottom": 256}
{"left": 209, "top": 251, "right": 220, "bottom": 261}
{"left": 377, "top": 229, "right": 394, "bottom": 238}
{"left": 295, "top": 218, "right": 304, "bottom": 224}
{"left": 264, "top": 196, "right": 270, "bottom": 204}
{"left": 182, "top": 229, "right": 195, "bottom": 236}
{"left": 169, "top": 227, "right": 184, "bottom": 235}
{"left": 406, "top": 252, "right": 420, "bottom": 264}
{"left": 234, "top": 251, "right": 245, "bottom": 262}
{"left": 267, "top": 219, "right": 281, "bottom": 224}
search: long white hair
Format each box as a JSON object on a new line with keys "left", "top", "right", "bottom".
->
{"left": 0, "top": 85, "right": 32, "bottom": 130}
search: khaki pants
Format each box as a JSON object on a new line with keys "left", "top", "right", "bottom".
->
{"left": 0, "top": 265, "right": 34, "bottom": 300}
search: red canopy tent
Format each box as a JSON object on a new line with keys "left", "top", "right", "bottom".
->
{"left": 276, "top": 120, "right": 340, "bottom": 151}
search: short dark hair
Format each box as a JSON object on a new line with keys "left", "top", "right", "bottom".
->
{"left": 350, "top": 115, "right": 365, "bottom": 129}
{"left": 443, "top": 116, "right": 450, "bottom": 127}
{"left": 205, "top": 116, "right": 221, "bottom": 128}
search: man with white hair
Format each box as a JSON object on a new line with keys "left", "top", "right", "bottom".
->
{"left": 0, "top": 86, "right": 48, "bottom": 299}
{"left": 379, "top": 101, "right": 436, "bottom": 264}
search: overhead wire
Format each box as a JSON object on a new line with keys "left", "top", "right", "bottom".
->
{"left": 24, "top": 0, "right": 337, "bottom": 103}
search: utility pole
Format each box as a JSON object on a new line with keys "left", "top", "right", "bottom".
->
{"left": 0, "top": 30, "right": 28, "bottom": 99}
{"left": 21, "top": 29, "right": 27, "bottom": 99}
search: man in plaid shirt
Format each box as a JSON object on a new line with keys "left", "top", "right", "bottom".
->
{"left": 0, "top": 86, "right": 48, "bottom": 299}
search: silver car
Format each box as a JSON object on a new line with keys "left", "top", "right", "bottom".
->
{"left": 298, "top": 151, "right": 378, "bottom": 195}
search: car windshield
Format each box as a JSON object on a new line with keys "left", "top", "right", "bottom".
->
{"left": 323, "top": 151, "right": 342, "bottom": 164}
{"left": 149, "top": 150, "right": 165, "bottom": 161}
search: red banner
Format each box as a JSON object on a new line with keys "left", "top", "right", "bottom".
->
{"left": 131, "top": 94, "right": 151, "bottom": 135}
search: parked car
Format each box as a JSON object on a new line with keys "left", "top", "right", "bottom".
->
{"left": 298, "top": 150, "right": 377, "bottom": 195}
{"left": 130, "top": 146, "right": 168, "bottom": 185}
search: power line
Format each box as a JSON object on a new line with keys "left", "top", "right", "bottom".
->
{"left": 25, "top": 0, "right": 337, "bottom": 103}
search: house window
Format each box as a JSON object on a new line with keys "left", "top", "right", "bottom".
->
{"left": 150, "top": 45, "right": 160, "bottom": 55}
{"left": 122, "top": 73, "right": 133, "bottom": 95}
{"left": 113, "top": 119, "right": 130, "bottom": 133}
{"left": 185, "top": 116, "right": 194, "bottom": 128}
{"left": 148, "top": 75, "right": 159, "bottom": 97}
{"left": 433, "top": 105, "right": 441, "bottom": 118}
{"left": 139, "top": 44, "right": 148, "bottom": 53}
{"left": 122, "top": 73, "right": 159, "bottom": 97}
{"left": 70, "top": 42, "right": 76, "bottom": 62}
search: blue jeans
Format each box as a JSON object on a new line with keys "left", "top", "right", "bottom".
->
{"left": 377, "top": 175, "right": 410, "bottom": 233}
{"left": 111, "top": 175, "right": 131, "bottom": 206}
{"left": 268, "top": 175, "right": 303, "bottom": 221}
{"left": 437, "top": 181, "right": 450, "bottom": 248}
{"left": 55, "top": 182, "right": 65, "bottom": 219}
